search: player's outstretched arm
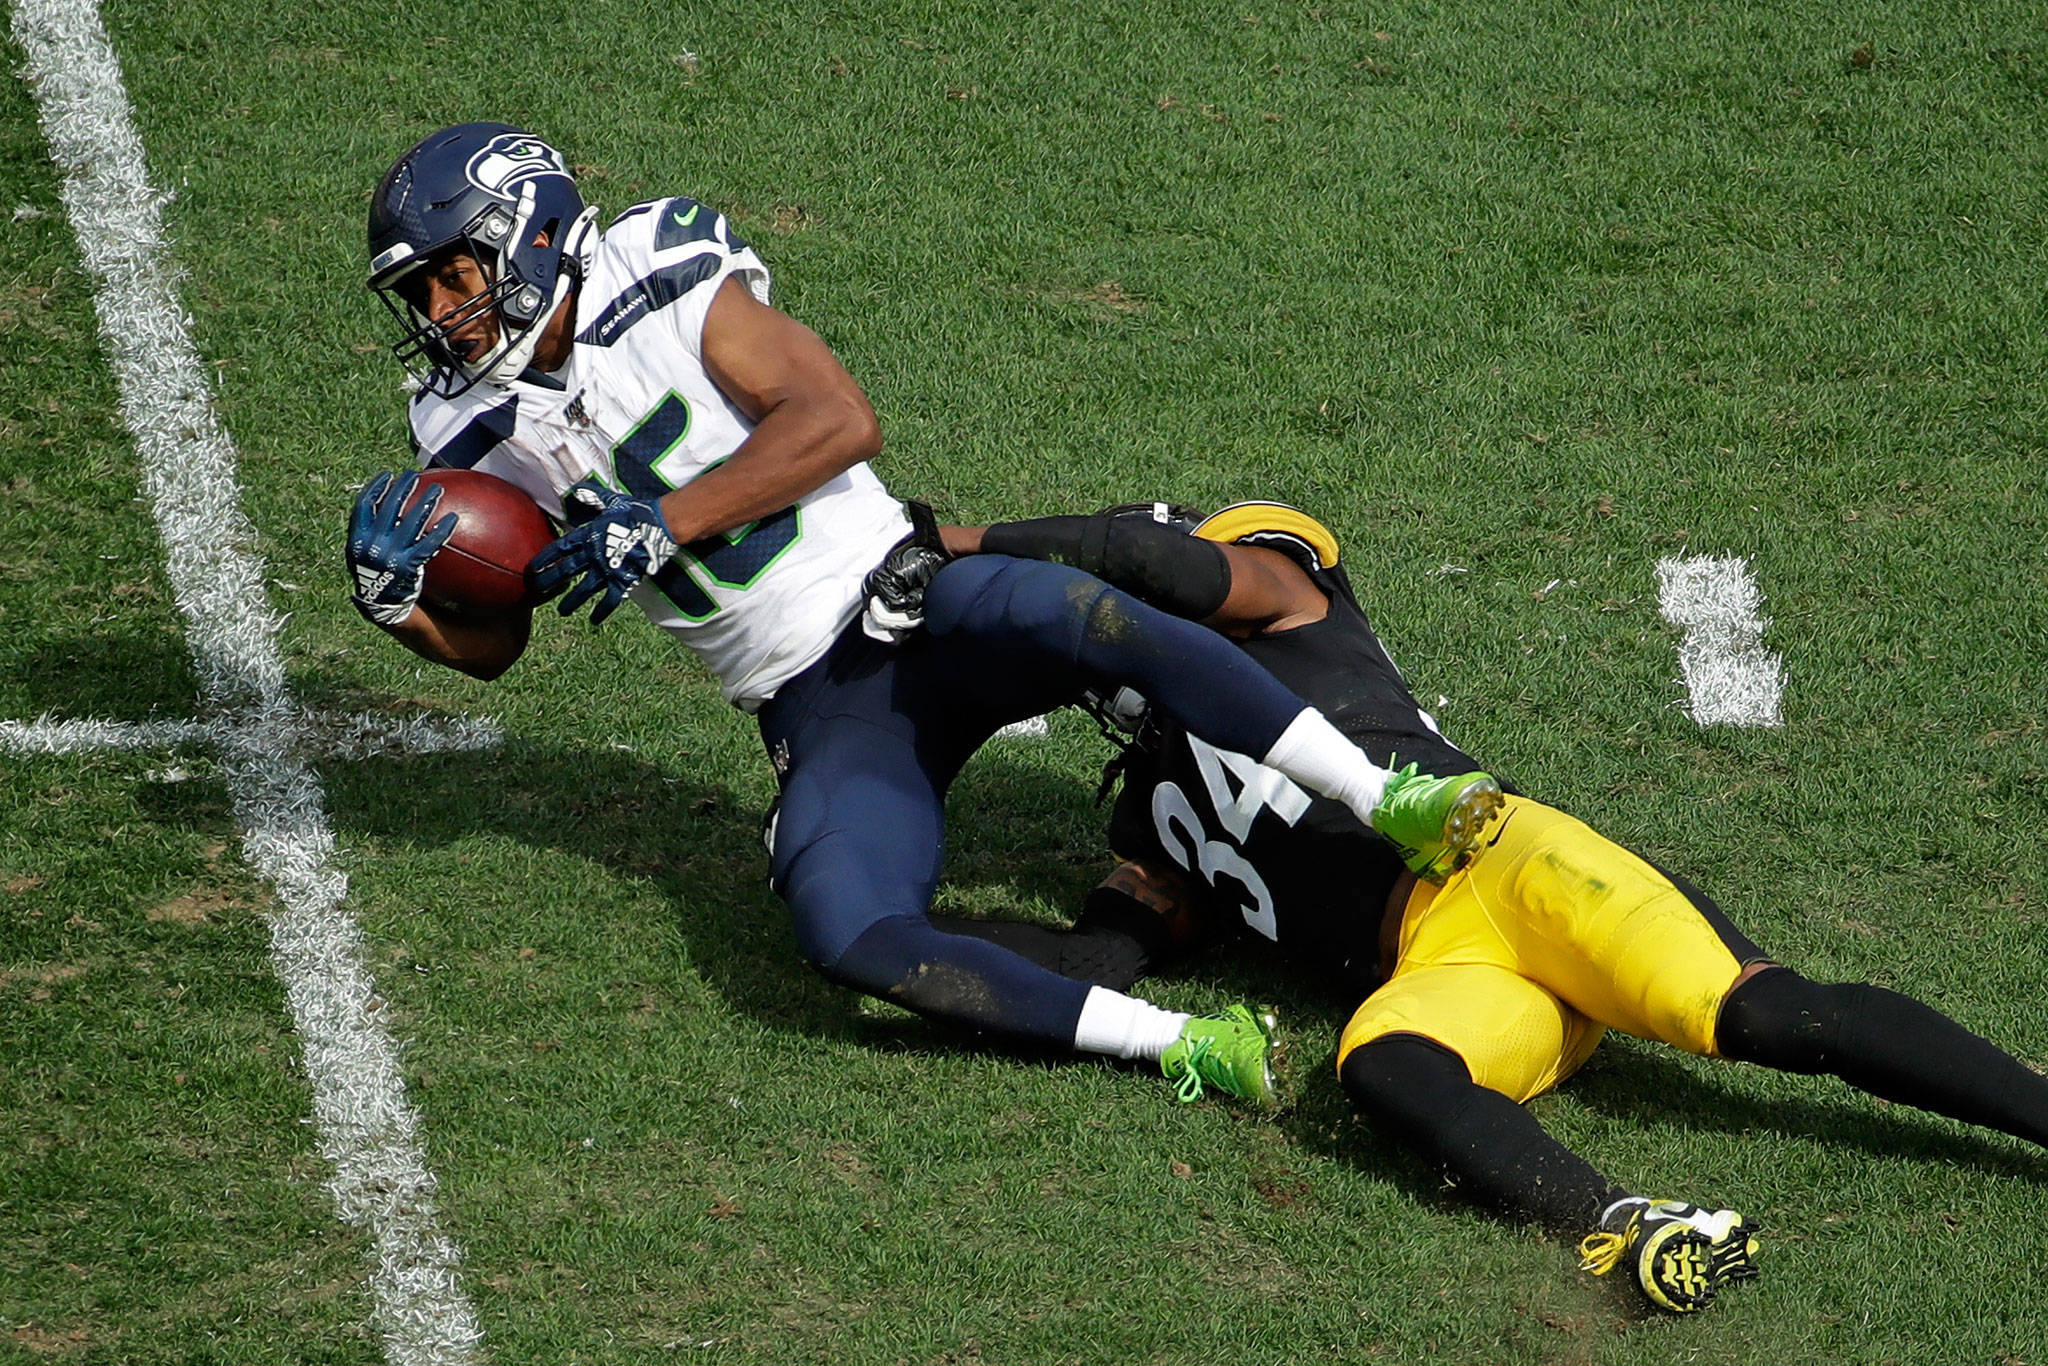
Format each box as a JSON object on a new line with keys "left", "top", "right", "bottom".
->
{"left": 944, "top": 517, "right": 1328, "bottom": 637}
{"left": 661, "top": 276, "right": 882, "bottom": 543}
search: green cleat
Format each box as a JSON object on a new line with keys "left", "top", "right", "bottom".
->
{"left": 1578, "top": 1198, "right": 1761, "bottom": 1313}
{"left": 1160, "top": 1004, "right": 1281, "bottom": 1109}
{"left": 1371, "top": 762, "right": 1503, "bottom": 882}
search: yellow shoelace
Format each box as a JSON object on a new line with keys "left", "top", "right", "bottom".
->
{"left": 1577, "top": 1210, "right": 1642, "bottom": 1275}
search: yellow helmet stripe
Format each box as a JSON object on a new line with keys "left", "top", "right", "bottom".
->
{"left": 1193, "top": 501, "right": 1340, "bottom": 569}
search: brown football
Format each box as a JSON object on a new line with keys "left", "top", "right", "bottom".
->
{"left": 402, "top": 469, "right": 556, "bottom": 612}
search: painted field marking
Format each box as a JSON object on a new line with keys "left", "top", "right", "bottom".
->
{"left": 9, "top": 0, "right": 487, "bottom": 1361}
{"left": 1656, "top": 554, "right": 1784, "bottom": 728}
{"left": 1, "top": 711, "right": 502, "bottom": 760}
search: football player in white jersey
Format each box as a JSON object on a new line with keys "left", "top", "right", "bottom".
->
{"left": 343, "top": 122, "right": 1503, "bottom": 1107}
{"left": 354, "top": 122, "right": 902, "bottom": 703}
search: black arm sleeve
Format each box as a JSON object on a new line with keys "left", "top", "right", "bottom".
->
{"left": 979, "top": 515, "right": 1231, "bottom": 621}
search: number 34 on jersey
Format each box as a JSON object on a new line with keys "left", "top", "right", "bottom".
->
{"left": 1149, "top": 734, "right": 1311, "bottom": 941}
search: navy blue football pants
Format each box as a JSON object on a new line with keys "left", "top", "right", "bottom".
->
{"left": 756, "top": 554, "right": 1309, "bottom": 1046}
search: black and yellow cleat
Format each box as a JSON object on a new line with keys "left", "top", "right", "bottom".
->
{"left": 1578, "top": 1198, "right": 1761, "bottom": 1313}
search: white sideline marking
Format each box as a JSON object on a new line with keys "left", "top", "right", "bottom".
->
{"left": 995, "top": 715, "right": 1050, "bottom": 739}
{"left": 1, "top": 712, "right": 503, "bottom": 760}
{"left": 1656, "top": 554, "right": 1784, "bottom": 728}
{"left": 9, "top": 1, "right": 485, "bottom": 1361}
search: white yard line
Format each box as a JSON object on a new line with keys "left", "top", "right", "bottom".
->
{"left": 0, "top": 712, "right": 503, "bottom": 759}
{"left": 9, "top": 1, "right": 485, "bottom": 1361}
{"left": 1656, "top": 554, "right": 1784, "bottom": 729}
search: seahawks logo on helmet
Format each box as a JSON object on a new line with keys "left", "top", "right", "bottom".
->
{"left": 464, "top": 132, "right": 571, "bottom": 198}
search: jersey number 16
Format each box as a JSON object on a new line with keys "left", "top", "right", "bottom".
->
{"left": 611, "top": 391, "right": 802, "bottom": 620}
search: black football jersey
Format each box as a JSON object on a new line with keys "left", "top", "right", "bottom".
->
{"left": 1106, "top": 556, "right": 1489, "bottom": 992}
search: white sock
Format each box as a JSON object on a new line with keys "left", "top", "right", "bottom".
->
{"left": 1072, "top": 987, "right": 1190, "bottom": 1061}
{"left": 1260, "top": 708, "right": 1392, "bottom": 827}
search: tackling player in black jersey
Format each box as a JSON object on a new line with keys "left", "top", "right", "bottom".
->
{"left": 878, "top": 500, "right": 2048, "bottom": 1314}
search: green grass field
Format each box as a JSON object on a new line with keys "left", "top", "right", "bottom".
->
{"left": 4, "top": 0, "right": 2047, "bottom": 1361}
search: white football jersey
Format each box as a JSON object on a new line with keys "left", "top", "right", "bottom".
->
{"left": 408, "top": 197, "right": 909, "bottom": 709}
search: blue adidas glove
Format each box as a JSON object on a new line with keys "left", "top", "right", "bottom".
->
{"left": 529, "top": 482, "right": 679, "bottom": 625}
{"left": 347, "top": 469, "right": 457, "bottom": 626}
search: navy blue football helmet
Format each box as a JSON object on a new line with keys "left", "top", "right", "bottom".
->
{"left": 367, "top": 122, "right": 599, "bottom": 396}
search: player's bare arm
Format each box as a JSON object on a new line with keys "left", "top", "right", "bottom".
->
{"left": 1209, "top": 540, "right": 1329, "bottom": 636}
{"left": 942, "top": 519, "right": 1329, "bottom": 637}
{"left": 528, "top": 275, "right": 885, "bottom": 626}
{"left": 658, "top": 276, "right": 882, "bottom": 543}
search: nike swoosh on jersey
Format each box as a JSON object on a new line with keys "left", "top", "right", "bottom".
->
{"left": 671, "top": 204, "right": 700, "bottom": 228}
{"left": 1484, "top": 808, "right": 1518, "bottom": 847}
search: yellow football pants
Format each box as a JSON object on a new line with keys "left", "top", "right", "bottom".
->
{"left": 1336, "top": 797, "right": 1762, "bottom": 1103}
